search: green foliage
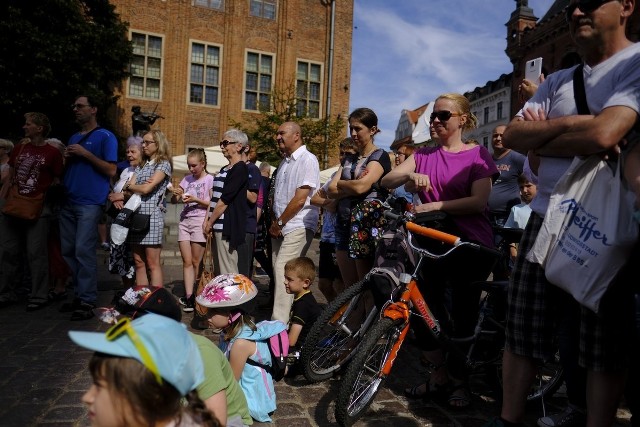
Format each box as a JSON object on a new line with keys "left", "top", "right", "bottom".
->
{"left": 230, "top": 84, "right": 346, "bottom": 168}
{"left": 0, "top": 0, "right": 132, "bottom": 141}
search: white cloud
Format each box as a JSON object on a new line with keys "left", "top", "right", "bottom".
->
{"left": 348, "top": 0, "right": 559, "bottom": 150}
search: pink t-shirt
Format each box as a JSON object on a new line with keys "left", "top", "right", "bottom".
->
{"left": 179, "top": 173, "right": 214, "bottom": 219}
{"left": 413, "top": 145, "right": 498, "bottom": 247}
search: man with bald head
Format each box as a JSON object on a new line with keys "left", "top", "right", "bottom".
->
{"left": 487, "top": 124, "right": 525, "bottom": 226}
{"left": 268, "top": 122, "right": 320, "bottom": 321}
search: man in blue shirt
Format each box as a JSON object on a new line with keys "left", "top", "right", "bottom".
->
{"left": 60, "top": 95, "right": 117, "bottom": 320}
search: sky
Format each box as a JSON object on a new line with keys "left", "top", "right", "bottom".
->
{"left": 348, "top": 0, "right": 556, "bottom": 151}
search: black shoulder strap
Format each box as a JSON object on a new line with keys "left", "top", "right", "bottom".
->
{"left": 573, "top": 64, "right": 591, "bottom": 115}
{"left": 73, "top": 126, "right": 102, "bottom": 146}
{"left": 246, "top": 357, "right": 272, "bottom": 373}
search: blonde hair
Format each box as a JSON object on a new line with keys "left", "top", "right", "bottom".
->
{"left": 0, "top": 139, "right": 14, "bottom": 152}
{"left": 435, "top": 93, "right": 478, "bottom": 132}
{"left": 144, "top": 130, "right": 173, "bottom": 168}
{"left": 222, "top": 312, "right": 257, "bottom": 341}
{"left": 24, "top": 112, "right": 51, "bottom": 137}
{"left": 188, "top": 148, "right": 208, "bottom": 173}
{"left": 285, "top": 256, "right": 316, "bottom": 283}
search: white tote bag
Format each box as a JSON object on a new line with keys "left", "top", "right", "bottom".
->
{"left": 110, "top": 194, "right": 142, "bottom": 246}
{"left": 526, "top": 155, "right": 638, "bottom": 313}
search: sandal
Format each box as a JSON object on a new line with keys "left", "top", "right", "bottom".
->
{"left": 404, "top": 381, "right": 449, "bottom": 400}
{"left": 447, "top": 383, "right": 471, "bottom": 408}
{"left": 404, "top": 383, "right": 428, "bottom": 399}
{"left": 48, "top": 290, "right": 68, "bottom": 302}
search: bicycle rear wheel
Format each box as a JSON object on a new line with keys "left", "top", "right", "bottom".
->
{"left": 300, "top": 278, "right": 378, "bottom": 382}
{"left": 334, "top": 317, "right": 405, "bottom": 427}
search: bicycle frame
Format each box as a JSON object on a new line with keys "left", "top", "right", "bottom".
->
{"left": 377, "top": 219, "right": 500, "bottom": 377}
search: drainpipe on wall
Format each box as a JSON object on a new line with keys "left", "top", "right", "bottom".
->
{"left": 323, "top": 0, "right": 336, "bottom": 170}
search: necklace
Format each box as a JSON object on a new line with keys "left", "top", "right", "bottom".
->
{"left": 359, "top": 145, "right": 377, "bottom": 160}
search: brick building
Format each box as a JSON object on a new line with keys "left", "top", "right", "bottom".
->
{"left": 108, "top": 0, "right": 353, "bottom": 166}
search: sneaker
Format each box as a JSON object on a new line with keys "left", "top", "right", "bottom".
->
{"left": 70, "top": 301, "right": 96, "bottom": 321}
{"left": 537, "top": 405, "right": 586, "bottom": 427}
{"left": 180, "top": 294, "right": 195, "bottom": 313}
{"left": 101, "top": 242, "right": 110, "bottom": 251}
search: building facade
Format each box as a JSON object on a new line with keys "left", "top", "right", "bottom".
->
{"left": 464, "top": 73, "right": 512, "bottom": 151}
{"left": 109, "top": 0, "right": 353, "bottom": 162}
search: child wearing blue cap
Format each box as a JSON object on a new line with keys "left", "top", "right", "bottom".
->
{"left": 106, "top": 285, "right": 252, "bottom": 426}
{"left": 69, "top": 313, "right": 220, "bottom": 427}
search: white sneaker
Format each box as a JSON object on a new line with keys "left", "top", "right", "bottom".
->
{"left": 537, "top": 405, "right": 586, "bottom": 427}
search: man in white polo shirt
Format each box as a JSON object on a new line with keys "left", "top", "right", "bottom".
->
{"left": 268, "top": 121, "right": 319, "bottom": 322}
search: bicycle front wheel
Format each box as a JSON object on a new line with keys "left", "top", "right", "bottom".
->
{"left": 527, "top": 351, "right": 564, "bottom": 401}
{"left": 300, "top": 278, "right": 378, "bottom": 382}
{"left": 334, "top": 317, "right": 405, "bottom": 427}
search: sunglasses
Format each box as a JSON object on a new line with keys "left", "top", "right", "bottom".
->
{"left": 220, "top": 140, "right": 237, "bottom": 148}
{"left": 429, "top": 110, "right": 462, "bottom": 123}
{"left": 565, "top": 0, "right": 617, "bottom": 21}
{"left": 106, "top": 318, "right": 163, "bottom": 386}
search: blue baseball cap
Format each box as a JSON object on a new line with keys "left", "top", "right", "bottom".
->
{"left": 69, "top": 313, "right": 204, "bottom": 396}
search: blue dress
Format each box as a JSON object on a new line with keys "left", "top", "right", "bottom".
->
{"left": 221, "top": 320, "right": 287, "bottom": 423}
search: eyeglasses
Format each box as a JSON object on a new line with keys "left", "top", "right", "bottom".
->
{"left": 429, "top": 110, "right": 462, "bottom": 123}
{"left": 71, "top": 104, "right": 91, "bottom": 110}
{"left": 142, "top": 139, "right": 156, "bottom": 146}
{"left": 105, "top": 318, "right": 162, "bottom": 386}
{"left": 394, "top": 152, "right": 407, "bottom": 157}
{"left": 565, "top": 0, "right": 617, "bottom": 22}
{"left": 220, "top": 140, "right": 237, "bottom": 148}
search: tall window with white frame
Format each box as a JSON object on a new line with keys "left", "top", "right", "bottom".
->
{"left": 497, "top": 101, "right": 503, "bottom": 120}
{"left": 130, "top": 32, "right": 162, "bottom": 99}
{"left": 190, "top": 42, "right": 220, "bottom": 106}
{"left": 483, "top": 106, "right": 489, "bottom": 125}
{"left": 245, "top": 52, "right": 273, "bottom": 111}
{"left": 249, "top": 0, "right": 276, "bottom": 19}
{"left": 296, "top": 61, "right": 322, "bottom": 118}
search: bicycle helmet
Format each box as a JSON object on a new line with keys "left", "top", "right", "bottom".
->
{"left": 196, "top": 274, "right": 258, "bottom": 311}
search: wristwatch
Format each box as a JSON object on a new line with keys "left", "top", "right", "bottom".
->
{"left": 277, "top": 219, "right": 284, "bottom": 227}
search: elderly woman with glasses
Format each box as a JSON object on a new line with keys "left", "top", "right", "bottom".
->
{"left": 381, "top": 93, "right": 499, "bottom": 408}
{"left": 202, "top": 129, "right": 249, "bottom": 276}
{"left": 125, "top": 130, "right": 172, "bottom": 288}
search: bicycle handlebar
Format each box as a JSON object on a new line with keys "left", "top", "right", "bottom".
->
{"left": 405, "top": 222, "right": 460, "bottom": 246}
{"left": 382, "top": 207, "right": 501, "bottom": 258}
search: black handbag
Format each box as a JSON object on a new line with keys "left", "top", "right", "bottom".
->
{"left": 129, "top": 213, "right": 150, "bottom": 233}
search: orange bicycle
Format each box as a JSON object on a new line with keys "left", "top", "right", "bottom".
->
{"left": 334, "top": 214, "right": 562, "bottom": 426}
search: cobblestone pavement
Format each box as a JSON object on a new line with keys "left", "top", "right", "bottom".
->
{"left": 0, "top": 238, "right": 632, "bottom": 426}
